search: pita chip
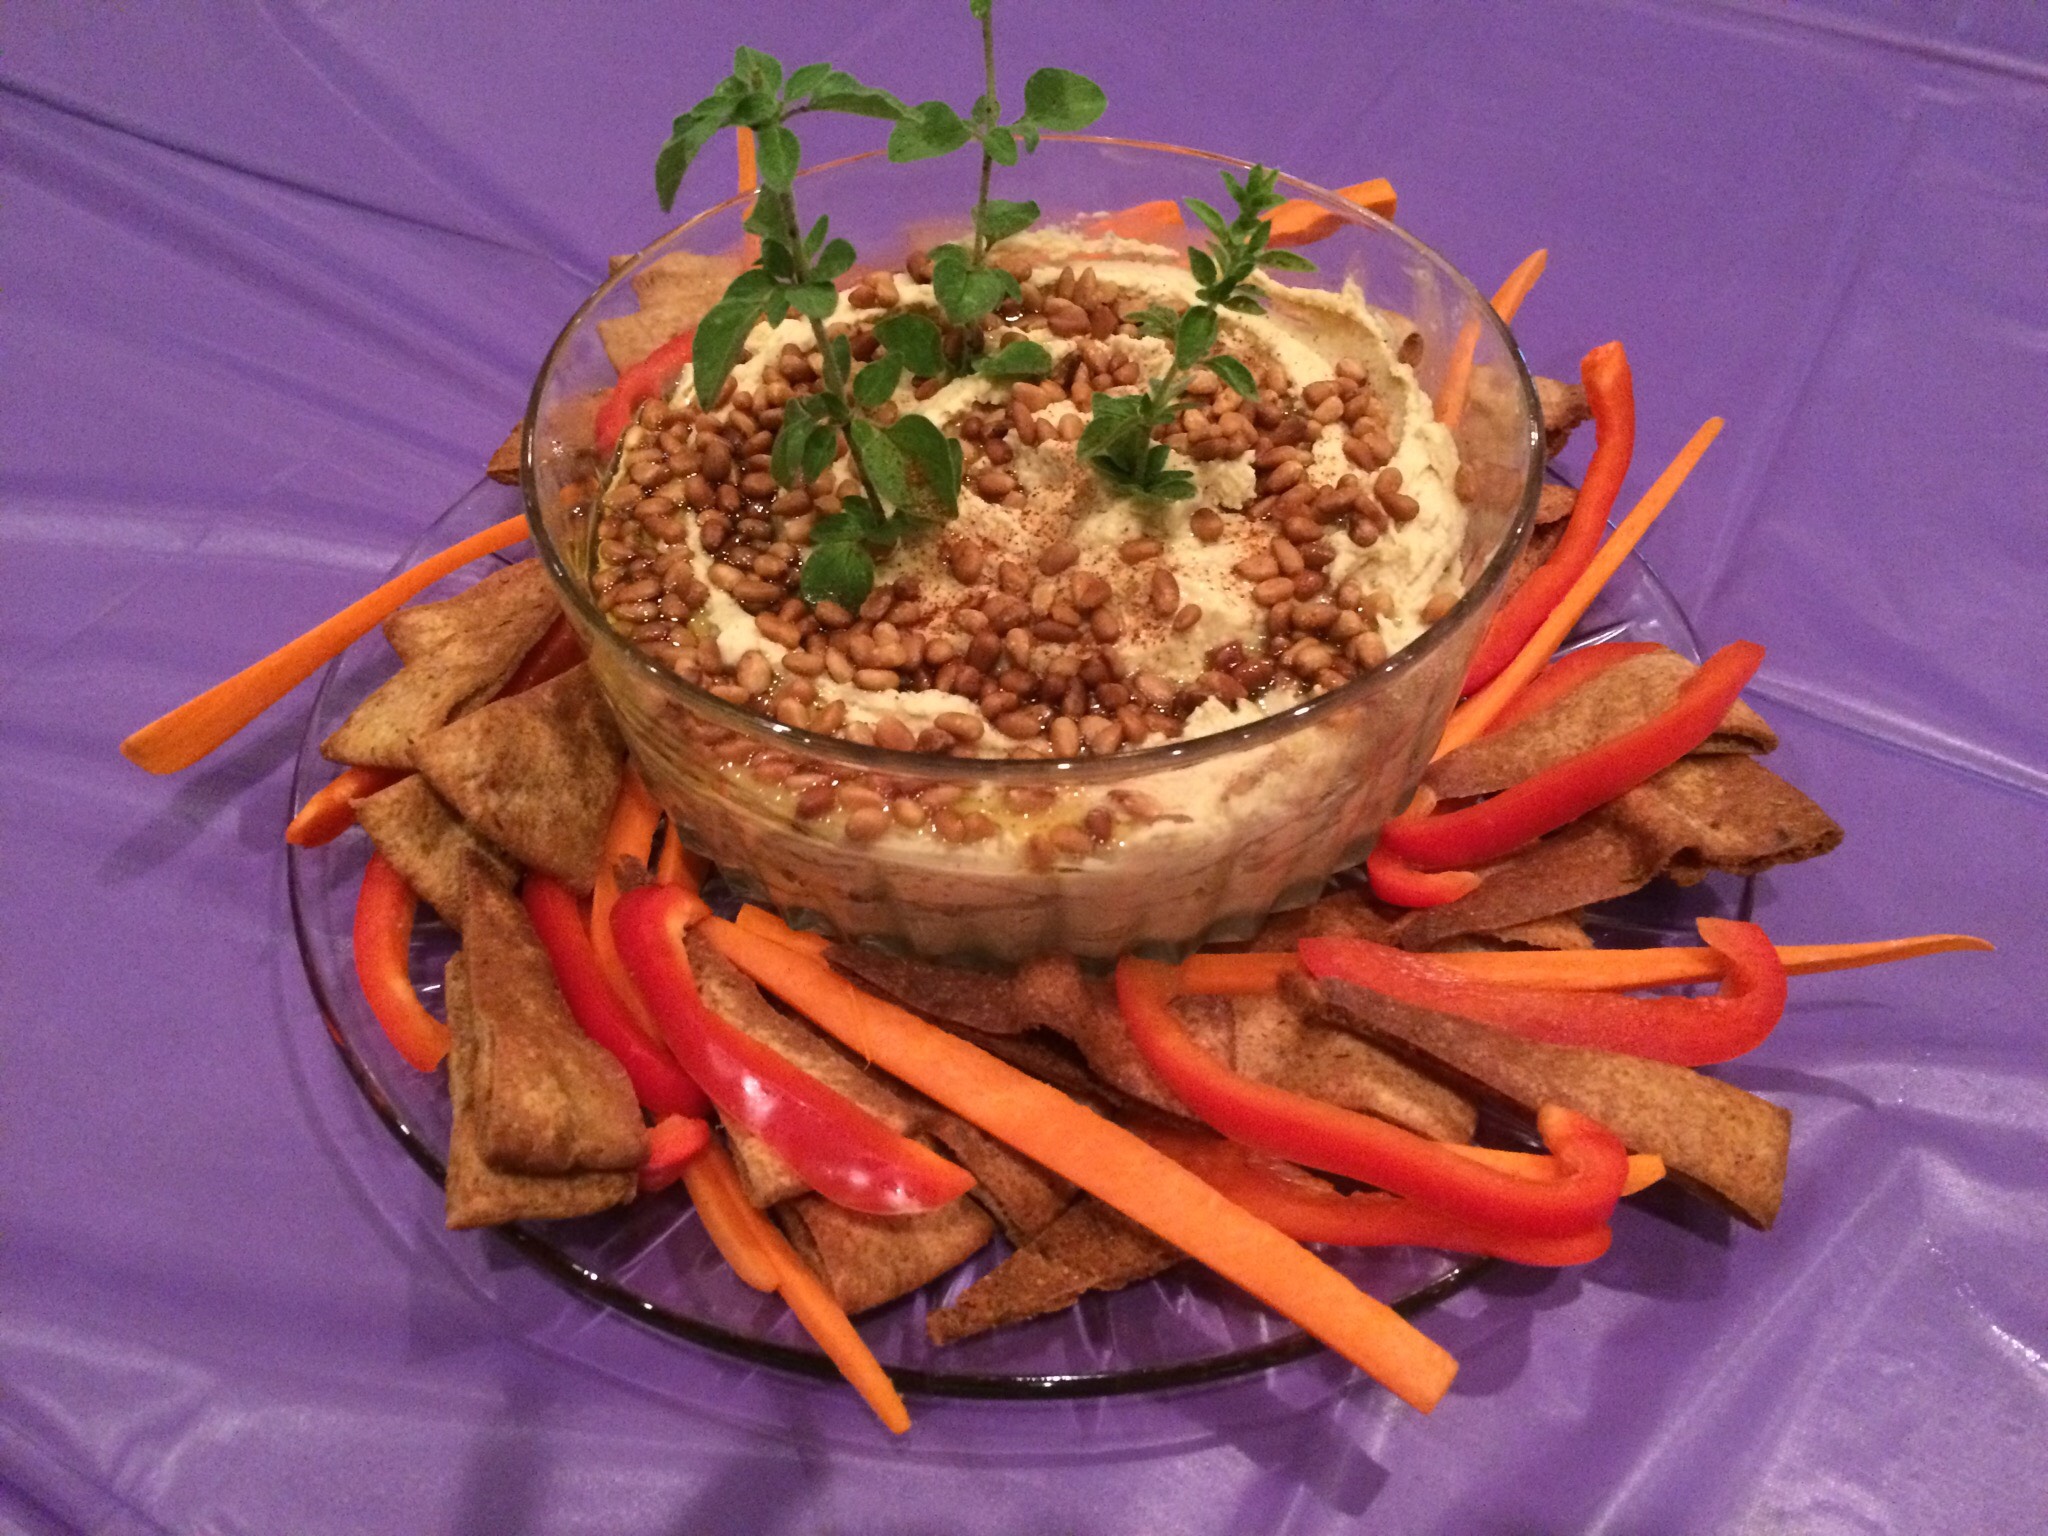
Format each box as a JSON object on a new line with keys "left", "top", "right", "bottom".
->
{"left": 929, "top": 1113, "right": 1076, "bottom": 1244}
{"left": 460, "top": 866, "right": 647, "bottom": 1177}
{"left": 596, "top": 250, "right": 745, "bottom": 372}
{"left": 1428, "top": 648, "right": 1777, "bottom": 803}
{"left": 412, "top": 664, "right": 623, "bottom": 895}
{"left": 1609, "top": 755, "right": 1844, "bottom": 884}
{"left": 485, "top": 427, "right": 521, "bottom": 486}
{"left": 443, "top": 955, "right": 637, "bottom": 1229}
{"left": 1394, "top": 811, "right": 1670, "bottom": 951}
{"left": 1534, "top": 375, "right": 1589, "bottom": 457}
{"left": 926, "top": 1197, "right": 1178, "bottom": 1345}
{"left": 350, "top": 774, "right": 517, "bottom": 932}
{"left": 777, "top": 1195, "right": 996, "bottom": 1316}
{"left": 322, "top": 560, "right": 560, "bottom": 770}
{"left": 1295, "top": 974, "right": 1791, "bottom": 1228}
{"left": 826, "top": 947, "right": 1041, "bottom": 1036}
{"left": 1226, "top": 989, "right": 1477, "bottom": 1143}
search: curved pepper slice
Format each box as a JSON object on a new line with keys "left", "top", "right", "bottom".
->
{"left": 612, "top": 884, "right": 975, "bottom": 1217}
{"left": 594, "top": 329, "right": 696, "bottom": 456}
{"left": 1140, "top": 1126, "right": 1612, "bottom": 1267}
{"left": 1384, "top": 639, "right": 1765, "bottom": 872}
{"left": 352, "top": 853, "right": 450, "bottom": 1072}
{"left": 1367, "top": 786, "right": 1479, "bottom": 908}
{"left": 523, "top": 874, "right": 710, "bottom": 1119}
{"left": 1463, "top": 342, "right": 1638, "bottom": 695}
{"left": 501, "top": 614, "right": 586, "bottom": 698}
{"left": 1299, "top": 917, "right": 1789, "bottom": 1067}
{"left": 1115, "top": 957, "right": 1626, "bottom": 1238}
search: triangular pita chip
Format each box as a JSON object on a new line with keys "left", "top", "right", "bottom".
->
{"left": 485, "top": 427, "right": 521, "bottom": 486}
{"left": 350, "top": 774, "right": 517, "bottom": 932}
{"left": 1225, "top": 990, "right": 1476, "bottom": 1143}
{"left": 1534, "top": 376, "right": 1589, "bottom": 457}
{"left": 443, "top": 955, "right": 637, "bottom": 1229}
{"left": 776, "top": 1193, "right": 996, "bottom": 1316}
{"left": 1294, "top": 973, "right": 1791, "bottom": 1228}
{"left": 1428, "top": 648, "right": 1777, "bottom": 803}
{"left": 322, "top": 560, "right": 559, "bottom": 770}
{"left": 596, "top": 250, "right": 745, "bottom": 373}
{"left": 926, "top": 1197, "right": 1177, "bottom": 1345}
{"left": 1608, "top": 755, "right": 1843, "bottom": 884}
{"left": 928, "top": 1113, "right": 1075, "bottom": 1245}
{"left": 460, "top": 865, "right": 646, "bottom": 1177}
{"left": 1394, "top": 812, "right": 1669, "bottom": 951}
{"left": 413, "top": 664, "right": 623, "bottom": 894}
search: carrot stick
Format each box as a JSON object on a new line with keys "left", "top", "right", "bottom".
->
{"left": 735, "top": 905, "right": 833, "bottom": 956}
{"left": 1266, "top": 178, "right": 1400, "bottom": 246}
{"left": 1435, "top": 417, "right": 1723, "bottom": 757}
{"left": 1429, "top": 934, "right": 1994, "bottom": 991}
{"left": 680, "top": 1142, "right": 780, "bottom": 1292}
{"left": 285, "top": 766, "right": 404, "bottom": 848}
{"left": 704, "top": 918, "right": 1459, "bottom": 1412}
{"left": 1177, "top": 951, "right": 1300, "bottom": 995}
{"left": 122, "top": 514, "right": 531, "bottom": 774}
{"left": 592, "top": 768, "right": 667, "bottom": 1038}
{"left": 1082, "top": 197, "right": 1184, "bottom": 244}
{"left": 1436, "top": 248, "right": 1548, "bottom": 430}
{"left": 685, "top": 1140, "right": 911, "bottom": 1433}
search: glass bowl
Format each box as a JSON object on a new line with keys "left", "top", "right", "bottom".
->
{"left": 521, "top": 137, "right": 1543, "bottom": 961}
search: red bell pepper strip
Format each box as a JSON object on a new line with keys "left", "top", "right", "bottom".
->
{"left": 1368, "top": 842, "right": 1482, "bottom": 909}
{"left": 612, "top": 884, "right": 976, "bottom": 1217}
{"left": 501, "top": 614, "right": 586, "bottom": 698}
{"left": 1385, "top": 639, "right": 1765, "bottom": 872}
{"left": 1139, "top": 1126, "right": 1612, "bottom": 1267}
{"left": 1299, "top": 917, "right": 1789, "bottom": 1067}
{"left": 1480, "top": 641, "right": 1664, "bottom": 738}
{"left": 353, "top": 853, "right": 450, "bottom": 1072}
{"left": 639, "top": 1113, "right": 713, "bottom": 1193}
{"left": 594, "top": 329, "right": 696, "bottom": 456}
{"left": 1463, "top": 342, "right": 1638, "bottom": 696}
{"left": 1115, "top": 957, "right": 1626, "bottom": 1237}
{"left": 522, "top": 874, "right": 710, "bottom": 1119}
{"left": 287, "top": 765, "right": 404, "bottom": 847}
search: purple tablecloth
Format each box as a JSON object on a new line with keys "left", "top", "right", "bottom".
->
{"left": 6, "top": 3, "right": 2044, "bottom": 1529}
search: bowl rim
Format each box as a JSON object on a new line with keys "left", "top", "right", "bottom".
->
{"left": 521, "top": 134, "right": 1543, "bottom": 786}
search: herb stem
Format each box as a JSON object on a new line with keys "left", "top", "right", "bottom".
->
{"left": 967, "top": 3, "right": 998, "bottom": 269}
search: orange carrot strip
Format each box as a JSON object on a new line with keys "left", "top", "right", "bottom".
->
{"left": 591, "top": 768, "right": 668, "bottom": 1039}
{"left": 753, "top": 1215, "right": 912, "bottom": 1434}
{"left": 704, "top": 918, "right": 1459, "bottom": 1412}
{"left": 1177, "top": 951, "right": 1301, "bottom": 995}
{"left": 680, "top": 1143, "right": 780, "bottom": 1292}
{"left": 1081, "top": 198, "right": 1184, "bottom": 243}
{"left": 1431, "top": 934, "right": 1994, "bottom": 991}
{"left": 1449, "top": 1144, "right": 1665, "bottom": 1196}
{"left": 1437, "top": 248, "right": 1548, "bottom": 430}
{"left": 1436, "top": 417, "right": 1724, "bottom": 757}
{"left": 1266, "top": 178, "right": 1400, "bottom": 246}
{"left": 285, "top": 766, "right": 404, "bottom": 848}
{"left": 122, "top": 515, "right": 531, "bottom": 774}
{"left": 735, "top": 905, "right": 833, "bottom": 956}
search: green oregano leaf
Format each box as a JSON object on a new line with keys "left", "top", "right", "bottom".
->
{"left": 851, "top": 356, "right": 903, "bottom": 408}
{"left": 974, "top": 197, "right": 1040, "bottom": 245}
{"left": 887, "top": 413, "right": 961, "bottom": 519}
{"left": 801, "top": 420, "right": 839, "bottom": 483}
{"left": 1258, "top": 249, "right": 1316, "bottom": 273}
{"left": 872, "top": 312, "right": 948, "bottom": 379}
{"left": 812, "top": 237, "right": 857, "bottom": 281}
{"left": 1173, "top": 305, "right": 1218, "bottom": 371}
{"left": 798, "top": 541, "right": 874, "bottom": 608}
{"left": 887, "top": 100, "right": 973, "bottom": 162}
{"left": 690, "top": 295, "right": 762, "bottom": 408}
{"left": 974, "top": 338, "right": 1053, "bottom": 379}
{"left": 849, "top": 418, "right": 911, "bottom": 512}
{"left": 1020, "top": 67, "right": 1106, "bottom": 131}
{"left": 755, "top": 124, "right": 801, "bottom": 188}
{"left": 1208, "top": 354, "right": 1258, "bottom": 400}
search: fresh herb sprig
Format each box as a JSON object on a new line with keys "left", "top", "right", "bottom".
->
{"left": 887, "top": 0, "right": 1104, "bottom": 367}
{"left": 1078, "top": 165, "right": 1316, "bottom": 502}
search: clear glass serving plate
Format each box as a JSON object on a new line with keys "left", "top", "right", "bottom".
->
{"left": 287, "top": 477, "right": 1750, "bottom": 1399}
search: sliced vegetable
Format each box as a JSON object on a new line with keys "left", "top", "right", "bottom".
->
{"left": 122, "top": 514, "right": 532, "bottom": 775}
{"left": 704, "top": 918, "right": 1459, "bottom": 1413}
{"left": 1386, "top": 640, "right": 1765, "bottom": 871}
{"left": 1480, "top": 641, "right": 1664, "bottom": 737}
{"left": 591, "top": 768, "right": 669, "bottom": 1040}
{"left": 501, "top": 614, "right": 586, "bottom": 698}
{"left": 613, "top": 886, "right": 975, "bottom": 1217}
{"left": 1266, "top": 178, "right": 1400, "bottom": 245}
{"left": 1082, "top": 197, "right": 1183, "bottom": 243}
{"left": 1450, "top": 1143, "right": 1666, "bottom": 1196}
{"left": 1436, "top": 416, "right": 1724, "bottom": 756}
{"left": 639, "top": 1113, "right": 713, "bottom": 1193}
{"left": 735, "top": 904, "right": 833, "bottom": 955}
{"left": 352, "top": 852, "right": 450, "bottom": 1072}
{"left": 1300, "top": 918, "right": 1788, "bottom": 1067}
{"left": 1368, "top": 842, "right": 1482, "bottom": 909}
{"left": 286, "top": 766, "right": 404, "bottom": 848}
{"left": 523, "top": 874, "right": 709, "bottom": 1119}
{"left": 1140, "top": 1127, "right": 1612, "bottom": 1267}
{"left": 681, "top": 1143, "right": 779, "bottom": 1291}
{"left": 1175, "top": 950, "right": 1302, "bottom": 995}
{"left": 1463, "top": 344, "right": 1637, "bottom": 695}
{"left": 1116, "top": 956, "right": 1626, "bottom": 1238}
{"left": 595, "top": 328, "right": 698, "bottom": 457}
{"left": 1437, "top": 247, "right": 1548, "bottom": 429}
{"left": 1429, "top": 933, "right": 1995, "bottom": 991}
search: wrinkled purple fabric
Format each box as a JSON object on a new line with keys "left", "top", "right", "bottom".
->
{"left": 4, "top": 3, "right": 2044, "bottom": 1531}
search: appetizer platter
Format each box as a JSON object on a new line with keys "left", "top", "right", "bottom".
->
{"left": 122, "top": 5, "right": 1988, "bottom": 1434}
